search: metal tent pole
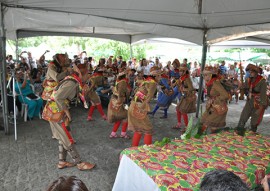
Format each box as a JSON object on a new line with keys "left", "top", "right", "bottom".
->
{"left": 196, "top": 30, "right": 208, "bottom": 118}
{"left": 12, "top": 72, "right": 17, "bottom": 140}
{"left": 15, "top": 31, "right": 19, "bottom": 62}
{"left": 129, "top": 41, "right": 133, "bottom": 60}
{"left": 0, "top": 3, "right": 9, "bottom": 134}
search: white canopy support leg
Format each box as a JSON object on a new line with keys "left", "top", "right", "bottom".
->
{"left": 0, "top": 3, "right": 9, "bottom": 134}
{"left": 196, "top": 29, "right": 208, "bottom": 118}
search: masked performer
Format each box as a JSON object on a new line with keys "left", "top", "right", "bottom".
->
{"left": 236, "top": 64, "right": 267, "bottom": 136}
{"left": 201, "top": 66, "right": 229, "bottom": 134}
{"left": 42, "top": 53, "right": 71, "bottom": 101}
{"left": 172, "top": 64, "right": 196, "bottom": 133}
{"left": 128, "top": 66, "right": 161, "bottom": 146}
{"left": 108, "top": 68, "right": 131, "bottom": 139}
{"left": 42, "top": 72, "right": 95, "bottom": 171}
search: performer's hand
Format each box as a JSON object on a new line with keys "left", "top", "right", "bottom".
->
{"left": 261, "top": 175, "right": 270, "bottom": 191}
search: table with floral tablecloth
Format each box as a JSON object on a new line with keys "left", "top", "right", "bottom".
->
{"left": 120, "top": 131, "right": 270, "bottom": 191}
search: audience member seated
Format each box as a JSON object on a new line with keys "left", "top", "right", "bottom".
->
{"left": 96, "top": 77, "right": 113, "bottom": 107}
{"left": 199, "top": 169, "right": 250, "bottom": 191}
{"left": 15, "top": 70, "right": 43, "bottom": 120}
{"left": 46, "top": 176, "right": 89, "bottom": 191}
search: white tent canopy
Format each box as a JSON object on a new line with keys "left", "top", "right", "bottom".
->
{"left": 1, "top": 0, "right": 270, "bottom": 134}
{"left": 1, "top": 0, "right": 270, "bottom": 45}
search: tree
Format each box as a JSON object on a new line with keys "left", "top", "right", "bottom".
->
{"left": 7, "top": 36, "right": 152, "bottom": 61}
{"left": 250, "top": 48, "right": 270, "bottom": 57}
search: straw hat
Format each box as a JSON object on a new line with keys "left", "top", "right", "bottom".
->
{"left": 150, "top": 66, "right": 161, "bottom": 76}
{"left": 77, "top": 63, "right": 87, "bottom": 69}
{"left": 245, "top": 64, "right": 261, "bottom": 74}
{"left": 202, "top": 66, "right": 218, "bottom": 75}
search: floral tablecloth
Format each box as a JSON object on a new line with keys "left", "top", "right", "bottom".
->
{"left": 120, "top": 131, "right": 270, "bottom": 190}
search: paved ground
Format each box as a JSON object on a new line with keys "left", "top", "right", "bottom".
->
{"left": 0, "top": 100, "right": 269, "bottom": 191}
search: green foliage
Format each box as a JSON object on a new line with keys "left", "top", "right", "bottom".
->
{"left": 154, "top": 137, "right": 171, "bottom": 147}
{"left": 8, "top": 36, "right": 152, "bottom": 61}
{"left": 181, "top": 117, "right": 203, "bottom": 140}
{"left": 250, "top": 48, "right": 270, "bottom": 57}
{"left": 223, "top": 48, "right": 242, "bottom": 53}
{"left": 224, "top": 48, "right": 270, "bottom": 57}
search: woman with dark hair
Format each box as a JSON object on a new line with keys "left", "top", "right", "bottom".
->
{"left": 128, "top": 66, "right": 161, "bottom": 146}
{"left": 108, "top": 68, "right": 131, "bottom": 139}
{"left": 172, "top": 64, "right": 196, "bottom": 133}
{"left": 201, "top": 66, "right": 229, "bottom": 134}
{"left": 46, "top": 176, "right": 89, "bottom": 191}
{"left": 97, "top": 58, "right": 106, "bottom": 69}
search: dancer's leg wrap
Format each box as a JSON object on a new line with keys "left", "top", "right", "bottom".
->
{"left": 112, "top": 121, "right": 121, "bottom": 132}
{"left": 88, "top": 106, "right": 95, "bottom": 117}
{"left": 183, "top": 113, "right": 188, "bottom": 126}
{"left": 96, "top": 103, "right": 105, "bottom": 116}
{"left": 177, "top": 110, "right": 181, "bottom": 125}
{"left": 121, "top": 121, "right": 128, "bottom": 134}
{"left": 144, "top": 134, "right": 152, "bottom": 145}
{"left": 58, "top": 143, "right": 67, "bottom": 162}
{"left": 67, "top": 144, "right": 82, "bottom": 164}
{"left": 132, "top": 132, "right": 142, "bottom": 147}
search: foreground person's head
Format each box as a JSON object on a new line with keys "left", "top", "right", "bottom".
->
{"left": 46, "top": 176, "right": 89, "bottom": 191}
{"left": 200, "top": 169, "right": 250, "bottom": 191}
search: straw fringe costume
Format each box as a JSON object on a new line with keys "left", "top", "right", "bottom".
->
{"left": 177, "top": 75, "right": 196, "bottom": 114}
{"left": 85, "top": 71, "right": 107, "bottom": 120}
{"left": 173, "top": 64, "right": 196, "bottom": 131}
{"left": 42, "top": 62, "right": 68, "bottom": 101}
{"left": 43, "top": 75, "right": 95, "bottom": 170}
{"left": 237, "top": 68, "right": 267, "bottom": 134}
{"left": 201, "top": 79, "right": 229, "bottom": 129}
{"left": 128, "top": 77, "right": 157, "bottom": 134}
{"left": 128, "top": 67, "right": 160, "bottom": 147}
{"left": 108, "top": 77, "right": 131, "bottom": 138}
{"left": 108, "top": 79, "right": 130, "bottom": 123}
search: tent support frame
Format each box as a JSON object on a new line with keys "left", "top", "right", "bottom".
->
{"left": 196, "top": 29, "right": 208, "bottom": 118}
{"left": 0, "top": 3, "right": 9, "bottom": 134}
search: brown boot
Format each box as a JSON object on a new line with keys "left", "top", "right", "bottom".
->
{"left": 77, "top": 162, "right": 96, "bottom": 171}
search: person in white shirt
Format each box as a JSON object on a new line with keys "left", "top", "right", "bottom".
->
{"left": 190, "top": 70, "right": 200, "bottom": 90}
{"left": 27, "top": 52, "right": 37, "bottom": 69}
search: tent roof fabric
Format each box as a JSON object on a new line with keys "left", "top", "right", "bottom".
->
{"left": 1, "top": 0, "right": 270, "bottom": 45}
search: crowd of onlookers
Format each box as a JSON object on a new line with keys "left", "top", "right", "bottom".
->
{"left": 3, "top": 50, "right": 270, "bottom": 119}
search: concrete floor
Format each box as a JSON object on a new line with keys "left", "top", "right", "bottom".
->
{"left": 0, "top": 100, "right": 269, "bottom": 191}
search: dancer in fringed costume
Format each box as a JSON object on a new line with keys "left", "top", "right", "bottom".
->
{"left": 172, "top": 64, "right": 196, "bottom": 134}
{"left": 128, "top": 66, "right": 161, "bottom": 146}
{"left": 108, "top": 68, "right": 131, "bottom": 139}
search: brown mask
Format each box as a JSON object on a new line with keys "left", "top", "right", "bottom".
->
{"left": 55, "top": 53, "right": 70, "bottom": 67}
